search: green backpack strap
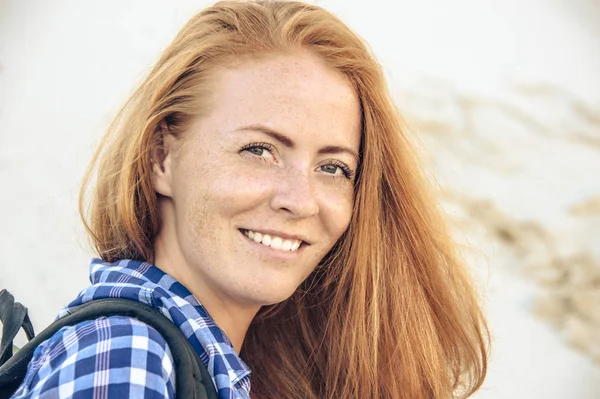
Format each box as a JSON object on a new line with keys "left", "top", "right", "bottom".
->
{"left": 0, "top": 296, "right": 218, "bottom": 399}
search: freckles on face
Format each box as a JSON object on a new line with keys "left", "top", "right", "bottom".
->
{"left": 165, "top": 52, "right": 361, "bottom": 306}
{"left": 313, "top": 180, "right": 355, "bottom": 237}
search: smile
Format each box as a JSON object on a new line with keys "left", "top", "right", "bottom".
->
{"left": 240, "top": 229, "right": 303, "bottom": 252}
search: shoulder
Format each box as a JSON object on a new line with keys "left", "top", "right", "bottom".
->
{"left": 13, "top": 316, "right": 176, "bottom": 399}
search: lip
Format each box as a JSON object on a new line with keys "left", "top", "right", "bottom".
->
{"left": 239, "top": 228, "right": 311, "bottom": 245}
{"left": 238, "top": 229, "right": 307, "bottom": 259}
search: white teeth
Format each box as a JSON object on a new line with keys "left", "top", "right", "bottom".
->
{"left": 243, "top": 229, "right": 302, "bottom": 252}
{"left": 262, "top": 234, "right": 272, "bottom": 246}
{"left": 270, "top": 237, "right": 283, "bottom": 250}
{"left": 281, "top": 240, "right": 292, "bottom": 251}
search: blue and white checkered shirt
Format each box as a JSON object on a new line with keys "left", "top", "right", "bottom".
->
{"left": 11, "top": 258, "right": 252, "bottom": 399}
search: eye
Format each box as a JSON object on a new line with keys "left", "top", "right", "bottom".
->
{"left": 321, "top": 164, "right": 340, "bottom": 174}
{"left": 240, "top": 142, "right": 276, "bottom": 162}
{"left": 319, "top": 160, "right": 354, "bottom": 180}
{"left": 247, "top": 147, "right": 266, "bottom": 156}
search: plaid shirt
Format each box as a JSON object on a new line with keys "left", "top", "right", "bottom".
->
{"left": 11, "top": 259, "right": 252, "bottom": 399}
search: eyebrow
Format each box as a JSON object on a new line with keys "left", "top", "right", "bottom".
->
{"left": 234, "top": 123, "right": 360, "bottom": 164}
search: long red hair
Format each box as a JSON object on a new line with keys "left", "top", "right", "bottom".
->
{"left": 80, "top": 1, "right": 489, "bottom": 397}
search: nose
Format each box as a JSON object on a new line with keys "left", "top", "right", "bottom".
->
{"left": 269, "top": 167, "right": 319, "bottom": 218}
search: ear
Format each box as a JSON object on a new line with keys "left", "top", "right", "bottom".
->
{"left": 151, "top": 122, "right": 177, "bottom": 198}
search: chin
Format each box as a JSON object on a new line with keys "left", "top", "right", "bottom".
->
{"left": 260, "top": 293, "right": 294, "bottom": 306}
{"left": 254, "top": 291, "right": 296, "bottom": 307}
{"left": 236, "top": 282, "right": 300, "bottom": 307}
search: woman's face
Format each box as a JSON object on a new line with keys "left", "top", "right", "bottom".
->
{"left": 153, "top": 52, "right": 361, "bottom": 308}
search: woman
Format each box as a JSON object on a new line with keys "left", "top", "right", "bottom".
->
{"left": 12, "top": 1, "right": 489, "bottom": 398}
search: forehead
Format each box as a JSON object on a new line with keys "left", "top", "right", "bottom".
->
{"left": 201, "top": 52, "right": 361, "bottom": 150}
{"left": 220, "top": 52, "right": 356, "bottom": 102}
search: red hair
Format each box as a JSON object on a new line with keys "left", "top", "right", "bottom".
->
{"left": 80, "top": 1, "right": 489, "bottom": 397}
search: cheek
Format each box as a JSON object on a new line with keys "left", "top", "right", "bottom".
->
{"left": 208, "top": 167, "right": 273, "bottom": 209}
{"left": 318, "top": 183, "right": 354, "bottom": 238}
{"left": 175, "top": 158, "right": 273, "bottom": 228}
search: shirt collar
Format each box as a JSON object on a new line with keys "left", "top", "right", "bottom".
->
{"left": 74, "top": 258, "right": 251, "bottom": 393}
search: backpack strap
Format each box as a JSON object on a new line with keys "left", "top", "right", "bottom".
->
{"left": 0, "top": 290, "right": 35, "bottom": 367}
{"left": 0, "top": 297, "right": 218, "bottom": 399}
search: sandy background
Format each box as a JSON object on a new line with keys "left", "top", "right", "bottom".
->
{"left": 1, "top": 1, "right": 599, "bottom": 397}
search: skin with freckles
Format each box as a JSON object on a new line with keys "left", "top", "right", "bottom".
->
{"left": 151, "top": 52, "right": 361, "bottom": 352}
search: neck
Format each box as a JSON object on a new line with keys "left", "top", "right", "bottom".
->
{"left": 152, "top": 225, "right": 260, "bottom": 353}
{"left": 197, "top": 292, "right": 259, "bottom": 353}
